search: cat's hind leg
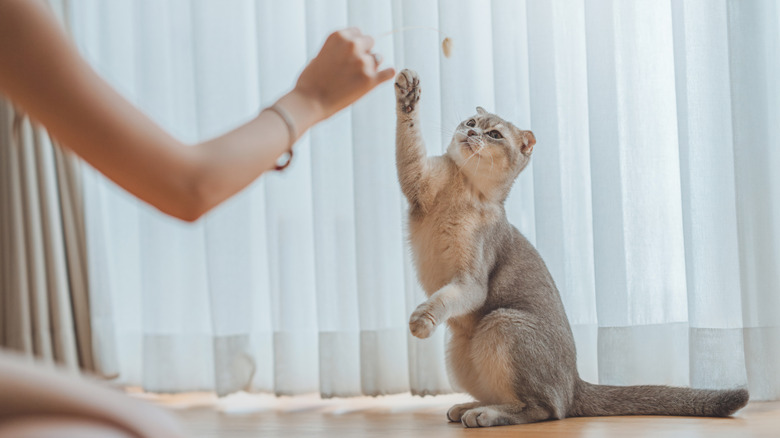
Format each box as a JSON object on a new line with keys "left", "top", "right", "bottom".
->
{"left": 460, "top": 308, "right": 565, "bottom": 427}
{"left": 466, "top": 309, "right": 525, "bottom": 405}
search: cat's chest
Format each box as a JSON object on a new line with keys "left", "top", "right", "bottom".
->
{"left": 408, "top": 202, "right": 493, "bottom": 294}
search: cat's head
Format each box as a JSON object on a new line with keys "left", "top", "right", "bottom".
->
{"left": 446, "top": 107, "right": 536, "bottom": 200}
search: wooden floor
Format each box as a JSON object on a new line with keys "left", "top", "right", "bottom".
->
{"left": 146, "top": 392, "right": 780, "bottom": 438}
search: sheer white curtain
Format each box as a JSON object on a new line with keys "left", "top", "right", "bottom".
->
{"left": 71, "top": 0, "right": 780, "bottom": 400}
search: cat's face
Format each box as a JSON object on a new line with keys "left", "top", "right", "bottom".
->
{"left": 447, "top": 107, "right": 535, "bottom": 195}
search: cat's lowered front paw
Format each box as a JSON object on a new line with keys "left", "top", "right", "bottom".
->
{"left": 395, "top": 69, "right": 421, "bottom": 114}
{"left": 447, "top": 402, "right": 483, "bottom": 422}
{"left": 461, "top": 406, "right": 506, "bottom": 428}
{"left": 409, "top": 305, "right": 436, "bottom": 339}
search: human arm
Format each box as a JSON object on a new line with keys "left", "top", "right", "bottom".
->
{"left": 0, "top": 352, "right": 184, "bottom": 438}
{"left": 0, "top": 0, "right": 394, "bottom": 221}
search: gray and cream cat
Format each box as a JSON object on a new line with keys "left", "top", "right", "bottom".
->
{"left": 394, "top": 69, "right": 749, "bottom": 428}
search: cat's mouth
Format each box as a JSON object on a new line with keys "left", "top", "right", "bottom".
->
{"left": 461, "top": 139, "right": 480, "bottom": 154}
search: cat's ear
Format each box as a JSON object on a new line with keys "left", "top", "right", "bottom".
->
{"left": 476, "top": 106, "right": 487, "bottom": 115}
{"left": 521, "top": 130, "right": 537, "bottom": 155}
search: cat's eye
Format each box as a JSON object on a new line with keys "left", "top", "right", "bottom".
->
{"left": 466, "top": 119, "right": 476, "bottom": 127}
{"left": 487, "top": 130, "right": 503, "bottom": 139}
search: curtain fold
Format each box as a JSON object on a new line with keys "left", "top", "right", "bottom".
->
{"left": 727, "top": 0, "right": 780, "bottom": 401}
{"left": 671, "top": 0, "right": 747, "bottom": 391}
{"left": 71, "top": 0, "right": 780, "bottom": 400}
{"left": 0, "top": 0, "right": 102, "bottom": 377}
{"left": 0, "top": 102, "right": 96, "bottom": 373}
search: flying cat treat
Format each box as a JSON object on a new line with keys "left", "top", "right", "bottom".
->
{"left": 441, "top": 37, "right": 453, "bottom": 58}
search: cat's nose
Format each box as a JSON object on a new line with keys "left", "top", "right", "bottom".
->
{"left": 467, "top": 129, "right": 477, "bottom": 137}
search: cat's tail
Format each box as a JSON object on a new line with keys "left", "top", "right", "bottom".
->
{"left": 569, "top": 380, "right": 749, "bottom": 418}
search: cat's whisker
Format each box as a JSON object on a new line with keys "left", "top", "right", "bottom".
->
{"left": 457, "top": 138, "right": 486, "bottom": 175}
{"left": 433, "top": 122, "right": 464, "bottom": 138}
{"left": 462, "top": 149, "right": 479, "bottom": 167}
{"left": 438, "top": 127, "right": 458, "bottom": 137}
{"left": 458, "top": 145, "right": 481, "bottom": 174}
{"left": 454, "top": 109, "right": 464, "bottom": 126}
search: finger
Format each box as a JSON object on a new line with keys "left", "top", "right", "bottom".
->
{"left": 371, "top": 52, "right": 383, "bottom": 67}
{"left": 340, "top": 27, "right": 360, "bottom": 38}
{"left": 354, "top": 34, "right": 375, "bottom": 53}
{"left": 361, "top": 54, "right": 379, "bottom": 75}
{"left": 375, "top": 67, "right": 396, "bottom": 84}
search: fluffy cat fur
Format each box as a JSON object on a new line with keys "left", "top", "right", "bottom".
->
{"left": 394, "top": 69, "right": 749, "bottom": 428}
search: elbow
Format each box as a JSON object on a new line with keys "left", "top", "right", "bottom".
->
{"left": 161, "top": 196, "right": 208, "bottom": 223}
{"left": 174, "top": 205, "right": 207, "bottom": 223}
{"left": 142, "top": 145, "right": 218, "bottom": 222}
{"left": 163, "top": 170, "right": 215, "bottom": 223}
{"left": 177, "top": 178, "right": 214, "bottom": 223}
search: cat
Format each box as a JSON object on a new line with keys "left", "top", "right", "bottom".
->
{"left": 394, "top": 69, "right": 749, "bottom": 428}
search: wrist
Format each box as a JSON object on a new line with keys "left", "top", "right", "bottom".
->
{"left": 277, "top": 88, "right": 326, "bottom": 135}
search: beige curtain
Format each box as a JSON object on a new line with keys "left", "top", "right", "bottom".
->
{"left": 0, "top": 0, "right": 106, "bottom": 375}
{"left": 0, "top": 102, "right": 94, "bottom": 372}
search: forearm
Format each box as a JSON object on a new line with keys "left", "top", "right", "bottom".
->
{"left": 0, "top": 353, "right": 184, "bottom": 438}
{"left": 19, "top": 76, "right": 314, "bottom": 222}
{"left": 28, "top": 75, "right": 317, "bottom": 221}
{"left": 191, "top": 90, "right": 322, "bottom": 217}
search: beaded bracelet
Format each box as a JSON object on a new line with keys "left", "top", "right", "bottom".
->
{"left": 267, "top": 103, "right": 297, "bottom": 171}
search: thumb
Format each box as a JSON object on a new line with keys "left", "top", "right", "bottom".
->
{"left": 375, "top": 67, "right": 396, "bottom": 84}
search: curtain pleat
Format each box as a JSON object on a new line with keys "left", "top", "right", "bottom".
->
{"left": 393, "top": 0, "right": 451, "bottom": 396}
{"left": 71, "top": 0, "right": 780, "bottom": 401}
{"left": 727, "top": 0, "right": 780, "bottom": 401}
{"left": 525, "top": 0, "right": 599, "bottom": 383}
{"left": 53, "top": 145, "right": 95, "bottom": 371}
{"left": 306, "top": 0, "right": 363, "bottom": 398}
{"left": 350, "top": 0, "right": 411, "bottom": 397}
{"left": 671, "top": 0, "right": 747, "bottom": 391}
{"left": 0, "top": 105, "right": 34, "bottom": 355}
{"left": 0, "top": 101, "right": 95, "bottom": 374}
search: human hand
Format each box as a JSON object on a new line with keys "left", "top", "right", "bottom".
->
{"left": 294, "top": 27, "right": 395, "bottom": 122}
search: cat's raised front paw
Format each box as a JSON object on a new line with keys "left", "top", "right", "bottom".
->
{"left": 395, "top": 69, "right": 421, "bottom": 114}
{"left": 409, "top": 305, "right": 436, "bottom": 339}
